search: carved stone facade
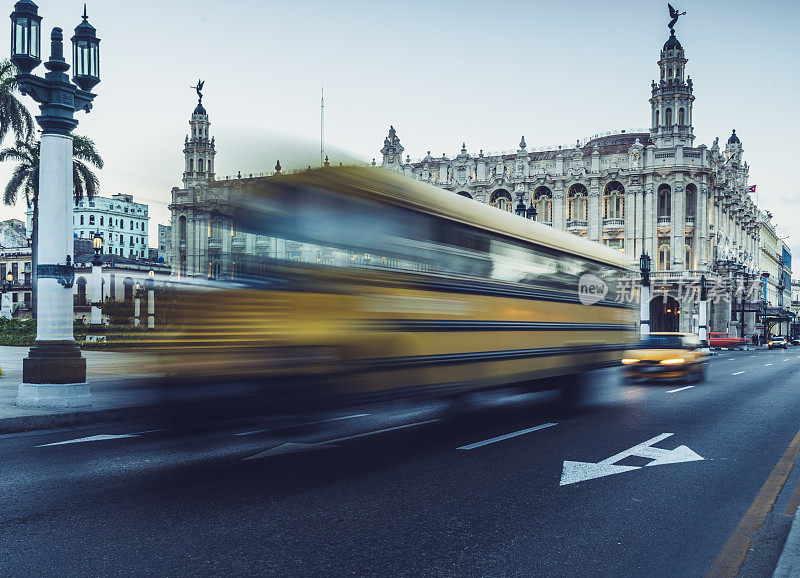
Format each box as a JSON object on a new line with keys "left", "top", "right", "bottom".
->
{"left": 380, "top": 29, "right": 762, "bottom": 335}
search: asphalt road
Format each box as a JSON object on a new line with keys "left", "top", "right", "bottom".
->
{"left": 2, "top": 347, "right": 800, "bottom": 577}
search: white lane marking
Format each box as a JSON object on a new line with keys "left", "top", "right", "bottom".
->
{"left": 732, "top": 371, "right": 746, "bottom": 376}
{"left": 38, "top": 434, "right": 141, "bottom": 447}
{"left": 749, "top": 355, "right": 755, "bottom": 358}
{"left": 457, "top": 423, "right": 558, "bottom": 451}
{"left": 244, "top": 419, "right": 440, "bottom": 460}
{"left": 667, "top": 386, "right": 695, "bottom": 394}
{"left": 765, "top": 363, "right": 773, "bottom": 366}
{"left": 783, "top": 359, "right": 790, "bottom": 362}
{"left": 560, "top": 433, "right": 704, "bottom": 486}
{"left": 234, "top": 413, "right": 369, "bottom": 436}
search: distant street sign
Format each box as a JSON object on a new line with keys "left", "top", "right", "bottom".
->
{"left": 559, "top": 433, "right": 704, "bottom": 486}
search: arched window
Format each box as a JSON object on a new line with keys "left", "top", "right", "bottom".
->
{"left": 665, "top": 108, "right": 672, "bottom": 126}
{"left": 685, "top": 184, "right": 697, "bottom": 218}
{"left": 534, "top": 186, "right": 552, "bottom": 223}
{"left": 603, "top": 182, "right": 625, "bottom": 220}
{"left": 189, "top": 159, "right": 194, "bottom": 173}
{"left": 178, "top": 215, "right": 187, "bottom": 240}
{"left": 657, "top": 184, "right": 672, "bottom": 218}
{"left": 80, "top": 215, "right": 84, "bottom": 225}
{"left": 655, "top": 110, "right": 660, "bottom": 127}
{"left": 567, "top": 184, "right": 588, "bottom": 222}
{"left": 76, "top": 277, "right": 87, "bottom": 307}
{"left": 89, "top": 215, "right": 94, "bottom": 225}
{"left": 198, "top": 158, "right": 205, "bottom": 173}
{"left": 679, "top": 108, "right": 685, "bottom": 125}
{"left": 123, "top": 277, "right": 134, "bottom": 303}
{"left": 100, "top": 216, "right": 103, "bottom": 226}
{"left": 489, "top": 189, "right": 513, "bottom": 213}
{"left": 685, "top": 242, "right": 693, "bottom": 269}
{"left": 658, "top": 244, "right": 671, "bottom": 271}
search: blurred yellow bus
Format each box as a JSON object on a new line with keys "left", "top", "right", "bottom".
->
{"left": 161, "top": 166, "right": 636, "bottom": 405}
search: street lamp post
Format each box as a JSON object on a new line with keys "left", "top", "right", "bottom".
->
{"left": 639, "top": 252, "right": 651, "bottom": 337}
{"left": 526, "top": 203, "right": 538, "bottom": 222}
{"left": 778, "top": 279, "right": 786, "bottom": 336}
{"left": 133, "top": 283, "right": 141, "bottom": 328}
{"left": 87, "top": 232, "right": 104, "bottom": 341}
{"left": 698, "top": 274, "right": 708, "bottom": 350}
{"left": 146, "top": 270, "right": 155, "bottom": 330}
{"left": 12, "top": 1, "right": 100, "bottom": 406}
{"left": 1, "top": 272, "right": 13, "bottom": 319}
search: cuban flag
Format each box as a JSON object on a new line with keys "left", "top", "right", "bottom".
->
{"left": 766, "top": 211, "right": 773, "bottom": 219}
{"left": 748, "top": 185, "right": 757, "bottom": 193}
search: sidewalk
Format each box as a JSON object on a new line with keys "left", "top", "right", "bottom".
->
{"left": 0, "top": 346, "right": 161, "bottom": 433}
{"left": 774, "top": 507, "right": 800, "bottom": 577}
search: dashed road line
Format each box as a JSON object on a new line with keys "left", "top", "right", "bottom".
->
{"left": 764, "top": 363, "right": 773, "bottom": 367}
{"left": 38, "top": 434, "right": 141, "bottom": 447}
{"left": 667, "top": 385, "right": 695, "bottom": 394}
{"left": 244, "top": 419, "right": 440, "bottom": 460}
{"left": 784, "top": 359, "right": 790, "bottom": 362}
{"left": 732, "top": 371, "right": 746, "bottom": 376}
{"left": 234, "top": 413, "right": 369, "bottom": 436}
{"left": 457, "top": 423, "right": 558, "bottom": 450}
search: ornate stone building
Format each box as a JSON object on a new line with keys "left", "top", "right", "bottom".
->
{"left": 380, "top": 27, "right": 761, "bottom": 335}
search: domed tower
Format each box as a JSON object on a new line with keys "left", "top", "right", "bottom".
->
{"left": 183, "top": 82, "right": 216, "bottom": 188}
{"left": 649, "top": 29, "right": 695, "bottom": 148}
{"left": 380, "top": 125, "right": 404, "bottom": 172}
{"left": 725, "top": 129, "right": 743, "bottom": 165}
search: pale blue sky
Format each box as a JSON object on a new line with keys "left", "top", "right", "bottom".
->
{"left": 0, "top": 0, "right": 798, "bottom": 261}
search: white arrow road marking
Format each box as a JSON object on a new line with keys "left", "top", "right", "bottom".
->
{"left": 457, "top": 423, "right": 557, "bottom": 450}
{"left": 732, "top": 371, "right": 745, "bottom": 375}
{"left": 244, "top": 419, "right": 440, "bottom": 460}
{"left": 559, "top": 433, "right": 704, "bottom": 486}
{"left": 666, "top": 386, "right": 694, "bottom": 393}
{"left": 234, "top": 413, "right": 369, "bottom": 436}
{"left": 38, "top": 434, "right": 141, "bottom": 447}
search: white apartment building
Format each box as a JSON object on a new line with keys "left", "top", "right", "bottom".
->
{"left": 27, "top": 193, "right": 150, "bottom": 260}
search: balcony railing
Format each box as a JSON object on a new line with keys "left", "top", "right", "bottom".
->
{"left": 566, "top": 219, "right": 588, "bottom": 231}
{"left": 657, "top": 216, "right": 671, "bottom": 226}
{"left": 603, "top": 217, "right": 624, "bottom": 228}
{"left": 685, "top": 216, "right": 696, "bottom": 226}
{"left": 231, "top": 236, "right": 246, "bottom": 250}
{"left": 208, "top": 238, "right": 222, "bottom": 251}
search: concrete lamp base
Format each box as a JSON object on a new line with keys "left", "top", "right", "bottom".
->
{"left": 18, "top": 341, "right": 90, "bottom": 408}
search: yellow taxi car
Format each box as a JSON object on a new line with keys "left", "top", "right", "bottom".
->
{"left": 621, "top": 332, "right": 708, "bottom": 383}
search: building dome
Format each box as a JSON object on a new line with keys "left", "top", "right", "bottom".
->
{"left": 727, "top": 129, "right": 740, "bottom": 144}
{"left": 663, "top": 30, "right": 683, "bottom": 52}
{"left": 193, "top": 102, "right": 207, "bottom": 116}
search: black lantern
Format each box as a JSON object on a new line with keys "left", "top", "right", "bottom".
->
{"left": 526, "top": 204, "right": 538, "bottom": 221}
{"left": 639, "top": 252, "right": 651, "bottom": 285}
{"left": 71, "top": 5, "right": 99, "bottom": 91}
{"left": 515, "top": 201, "right": 526, "bottom": 217}
{"left": 91, "top": 231, "right": 102, "bottom": 254}
{"left": 10, "top": 0, "right": 41, "bottom": 73}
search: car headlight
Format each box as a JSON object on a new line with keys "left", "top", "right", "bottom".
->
{"left": 621, "top": 358, "right": 640, "bottom": 365}
{"left": 660, "top": 358, "right": 686, "bottom": 365}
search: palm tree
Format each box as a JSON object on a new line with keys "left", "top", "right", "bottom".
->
{"left": 0, "top": 59, "right": 33, "bottom": 145}
{"left": 1, "top": 135, "right": 104, "bottom": 318}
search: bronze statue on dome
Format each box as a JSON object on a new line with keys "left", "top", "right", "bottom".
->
{"left": 668, "top": 4, "right": 686, "bottom": 31}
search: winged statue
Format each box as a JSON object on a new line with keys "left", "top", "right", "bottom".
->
{"left": 668, "top": 4, "right": 686, "bottom": 31}
{"left": 191, "top": 79, "right": 205, "bottom": 102}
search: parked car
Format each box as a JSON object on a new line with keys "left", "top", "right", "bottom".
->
{"left": 768, "top": 336, "right": 788, "bottom": 350}
{"left": 790, "top": 338, "right": 800, "bottom": 346}
{"left": 622, "top": 333, "right": 708, "bottom": 383}
{"left": 707, "top": 332, "right": 748, "bottom": 349}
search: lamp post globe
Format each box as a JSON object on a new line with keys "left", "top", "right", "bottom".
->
{"left": 70, "top": 4, "right": 99, "bottom": 92}
{"left": 10, "top": 0, "right": 41, "bottom": 73}
{"left": 5, "top": 272, "right": 12, "bottom": 284}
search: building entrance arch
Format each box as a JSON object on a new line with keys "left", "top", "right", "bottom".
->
{"left": 650, "top": 296, "right": 680, "bottom": 332}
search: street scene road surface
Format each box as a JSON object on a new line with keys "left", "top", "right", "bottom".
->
{"left": 2, "top": 348, "right": 800, "bottom": 576}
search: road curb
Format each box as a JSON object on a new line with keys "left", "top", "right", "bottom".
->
{"left": 0, "top": 405, "right": 154, "bottom": 435}
{"left": 773, "top": 507, "right": 800, "bottom": 577}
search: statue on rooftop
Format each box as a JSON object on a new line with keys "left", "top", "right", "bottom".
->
{"left": 668, "top": 4, "right": 686, "bottom": 31}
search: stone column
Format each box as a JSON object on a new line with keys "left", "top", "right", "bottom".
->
{"left": 552, "top": 183, "right": 565, "bottom": 231}
{"left": 671, "top": 182, "right": 685, "bottom": 270}
{"left": 20, "top": 133, "right": 88, "bottom": 406}
{"left": 588, "top": 180, "right": 601, "bottom": 242}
